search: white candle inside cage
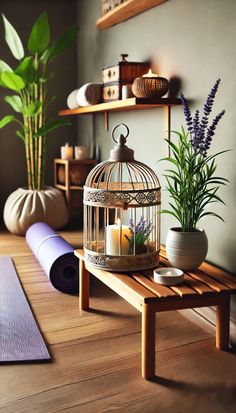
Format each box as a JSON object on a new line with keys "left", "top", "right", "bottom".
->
{"left": 106, "top": 219, "right": 130, "bottom": 255}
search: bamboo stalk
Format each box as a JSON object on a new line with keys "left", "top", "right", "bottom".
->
{"left": 37, "top": 83, "right": 44, "bottom": 190}
{"left": 25, "top": 138, "right": 32, "bottom": 189}
{"left": 33, "top": 55, "right": 39, "bottom": 189}
{"left": 28, "top": 116, "right": 35, "bottom": 189}
{"left": 21, "top": 90, "right": 33, "bottom": 190}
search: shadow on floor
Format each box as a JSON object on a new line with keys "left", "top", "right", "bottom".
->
{"left": 151, "top": 375, "right": 236, "bottom": 402}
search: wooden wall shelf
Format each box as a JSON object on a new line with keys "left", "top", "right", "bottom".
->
{"left": 59, "top": 97, "right": 181, "bottom": 116}
{"left": 59, "top": 97, "right": 181, "bottom": 132}
{"left": 96, "top": 0, "right": 168, "bottom": 29}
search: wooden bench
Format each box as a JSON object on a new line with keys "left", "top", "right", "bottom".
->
{"left": 74, "top": 248, "right": 236, "bottom": 379}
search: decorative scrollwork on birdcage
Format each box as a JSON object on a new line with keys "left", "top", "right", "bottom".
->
{"left": 83, "top": 124, "right": 161, "bottom": 272}
{"left": 83, "top": 188, "right": 161, "bottom": 207}
{"left": 84, "top": 250, "right": 159, "bottom": 271}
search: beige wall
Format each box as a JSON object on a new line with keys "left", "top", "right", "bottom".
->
{"left": 0, "top": 0, "right": 78, "bottom": 213}
{"left": 76, "top": 0, "right": 236, "bottom": 326}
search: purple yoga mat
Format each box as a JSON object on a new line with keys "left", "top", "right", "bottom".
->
{"left": 26, "top": 222, "right": 79, "bottom": 294}
{"left": 0, "top": 256, "right": 50, "bottom": 362}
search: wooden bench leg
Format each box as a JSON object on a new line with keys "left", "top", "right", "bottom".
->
{"left": 141, "top": 303, "right": 156, "bottom": 379}
{"left": 79, "top": 259, "right": 90, "bottom": 310}
{"left": 216, "top": 296, "right": 230, "bottom": 350}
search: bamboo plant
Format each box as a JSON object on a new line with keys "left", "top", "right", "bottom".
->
{"left": 0, "top": 12, "right": 78, "bottom": 190}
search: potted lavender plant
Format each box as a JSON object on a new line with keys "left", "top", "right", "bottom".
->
{"left": 162, "top": 79, "right": 228, "bottom": 270}
{"left": 0, "top": 12, "right": 77, "bottom": 235}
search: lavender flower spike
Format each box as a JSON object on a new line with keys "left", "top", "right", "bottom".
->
{"left": 203, "top": 109, "right": 225, "bottom": 153}
{"left": 180, "top": 93, "right": 193, "bottom": 135}
{"left": 199, "top": 79, "right": 221, "bottom": 133}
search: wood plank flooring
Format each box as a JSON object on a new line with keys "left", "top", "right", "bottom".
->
{"left": 0, "top": 229, "right": 236, "bottom": 413}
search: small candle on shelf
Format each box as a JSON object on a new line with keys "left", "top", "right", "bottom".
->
{"left": 61, "top": 143, "right": 73, "bottom": 160}
{"left": 142, "top": 68, "right": 159, "bottom": 78}
{"left": 106, "top": 219, "right": 130, "bottom": 255}
{"left": 153, "top": 267, "right": 184, "bottom": 285}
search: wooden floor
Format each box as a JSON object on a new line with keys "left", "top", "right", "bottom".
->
{"left": 0, "top": 229, "right": 236, "bottom": 413}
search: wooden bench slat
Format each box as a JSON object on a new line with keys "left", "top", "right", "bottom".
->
{"left": 160, "top": 246, "right": 236, "bottom": 289}
{"left": 132, "top": 272, "right": 177, "bottom": 298}
{"left": 183, "top": 274, "right": 215, "bottom": 294}
{"left": 159, "top": 249, "right": 231, "bottom": 293}
{"left": 158, "top": 256, "right": 200, "bottom": 297}
{"left": 169, "top": 283, "right": 197, "bottom": 297}
{"left": 187, "top": 270, "right": 229, "bottom": 292}
{"left": 199, "top": 261, "right": 236, "bottom": 290}
{"left": 88, "top": 266, "right": 156, "bottom": 300}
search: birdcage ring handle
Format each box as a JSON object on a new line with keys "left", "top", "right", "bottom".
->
{"left": 112, "top": 123, "right": 129, "bottom": 143}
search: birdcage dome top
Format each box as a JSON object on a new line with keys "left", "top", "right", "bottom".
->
{"left": 84, "top": 124, "right": 161, "bottom": 209}
{"left": 85, "top": 124, "right": 160, "bottom": 190}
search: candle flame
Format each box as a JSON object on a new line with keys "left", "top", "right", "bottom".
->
{"left": 143, "top": 68, "right": 158, "bottom": 78}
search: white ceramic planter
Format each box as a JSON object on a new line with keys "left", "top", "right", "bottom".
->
{"left": 3, "top": 186, "right": 69, "bottom": 236}
{"left": 166, "top": 227, "right": 208, "bottom": 270}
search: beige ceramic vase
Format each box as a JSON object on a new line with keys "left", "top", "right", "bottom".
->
{"left": 3, "top": 186, "right": 69, "bottom": 236}
{"left": 166, "top": 227, "right": 208, "bottom": 270}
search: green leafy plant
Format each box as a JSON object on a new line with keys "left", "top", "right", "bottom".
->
{"left": 162, "top": 128, "right": 228, "bottom": 232}
{"left": 161, "top": 80, "right": 229, "bottom": 232}
{"left": 0, "top": 12, "right": 78, "bottom": 190}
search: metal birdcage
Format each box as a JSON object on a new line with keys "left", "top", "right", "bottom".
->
{"left": 83, "top": 124, "right": 161, "bottom": 272}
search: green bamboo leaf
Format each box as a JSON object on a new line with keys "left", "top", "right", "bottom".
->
{"left": 41, "top": 26, "right": 78, "bottom": 63}
{"left": 0, "top": 115, "right": 16, "bottom": 128}
{"left": 2, "top": 14, "right": 24, "bottom": 60}
{"left": 24, "top": 101, "right": 42, "bottom": 117}
{"left": 0, "top": 60, "right": 13, "bottom": 86}
{"left": 33, "top": 118, "right": 71, "bottom": 137}
{"left": 0, "top": 60, "right": 12, "bottom": 72}
{"left": 16, "top": 130, "right": 25, "bottom": 141}
{"left": 0, "top": 71, "right": 25, "bottom": 91}
{"left": 15, "top": 56, "right": 35, "bottom": 83}
{"left": 28, "top": 11, "right": 50, "bottom": 54}
{"left": 4, "top": 95, "right": 23, "bottom": 113}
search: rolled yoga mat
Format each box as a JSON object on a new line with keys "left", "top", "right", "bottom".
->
{"left": 26, "top": 222, "right": 79, "bottom": 294}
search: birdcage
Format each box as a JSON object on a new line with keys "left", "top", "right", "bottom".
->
{"left": 83, "top": 124, "right": 161, "bottom": 272}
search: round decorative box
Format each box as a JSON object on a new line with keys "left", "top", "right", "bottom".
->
{"left": 132, "top": 69, "right": 169, "bottom": 98}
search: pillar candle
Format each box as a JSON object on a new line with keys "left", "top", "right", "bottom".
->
{"left": 106, "top": 221, "right": 130, "bottom": 255}
{"left": 61, "top": 143, "right": 73, "bottom": 160}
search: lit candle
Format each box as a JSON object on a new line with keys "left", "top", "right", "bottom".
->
{"left": 142, "top": 68, "right": 159, "bottom": 78}
{"left": 153, "top": 267, "right": 184, "bottom": 285}
{"left": 61, "top": 143, "right": 73, "bottom": 160}
{"left": 106, "top": 219, "right": 130, "bottom": 255}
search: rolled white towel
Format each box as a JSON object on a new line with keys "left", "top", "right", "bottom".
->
{"left": 67, "top": 83, "right": 103, "bottom": 109}
{"left": 77, "top": 83, "right": 102, "bottom": 107}
{"left": 67, "top": 89, "right": 80, "bottom": 109}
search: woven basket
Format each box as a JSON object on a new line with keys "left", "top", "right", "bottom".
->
{"left": 132, "top": 76, "right": 169, "bottom": 98}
